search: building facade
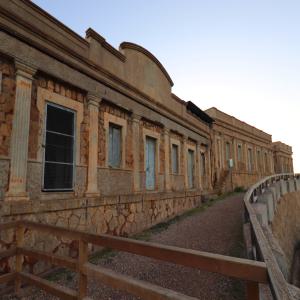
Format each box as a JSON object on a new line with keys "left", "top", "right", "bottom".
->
{"left": 205, "top": 107, "right": 277, "bottom": 192}
{"left": 0, "top": 0, "right": 294, "bottom": 249}
{"left": 272, "top": 142, "right": 294, "bottom": 174}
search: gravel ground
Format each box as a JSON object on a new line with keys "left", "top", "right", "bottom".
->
{"left": 4, "top": 193, "right": 246, "bottom": 300}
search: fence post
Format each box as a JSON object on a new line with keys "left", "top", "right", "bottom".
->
{"left": 78, "top": 238, "right": 88, "bottom": 299}
{"left": 15, "top": 223, "right": 25, "bottom": 296}
{"left": 247, "top": 281, "right": 259, "bottom": 300}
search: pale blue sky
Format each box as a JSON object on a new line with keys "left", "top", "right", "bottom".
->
{"left": 34, "top": 0, "right": 300, "bottom": 172}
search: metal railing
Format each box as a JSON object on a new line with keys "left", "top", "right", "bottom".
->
{"left": 0, "top": 219, "right": 269, "bottom": 299}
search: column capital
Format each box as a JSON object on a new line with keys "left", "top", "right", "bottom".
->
{"left": 132, "top": 113, "right": 141, "bottom": 123}
{"left": 163, "top": 127, "right": 170, "bottom": 135}
{"left": 87, "top": 92, "right": 101, "bottom": 107}
{"left": 15, "top": 59, "right": 36, "bottom": 80}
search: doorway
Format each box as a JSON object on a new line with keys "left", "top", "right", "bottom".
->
{"left": 145, "top": 137, "right": 156, "bottom": 190}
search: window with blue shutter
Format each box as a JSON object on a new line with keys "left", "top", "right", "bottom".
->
{"left": 201, "top": 152, "right": 206, "bottom": 176}
{"left": 172, "top": 144, "right": 179, "bottom": 174}
{"left": 109, "top": 124, "right": 122, "bottom": 168}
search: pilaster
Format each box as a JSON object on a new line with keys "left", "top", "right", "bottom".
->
{"left": 196, "top": 142, "right": 201, "bottom": 190}
{"left": 164, "top": 128, "right": 171, "bottom": 191}
{"left": 85, "top": 92, "right": 101, "bottom": 197}
{"left": 182, "top": 136, "right": 188, "bottom": 189}
{"left": 132, "top": 114, "right": 141, "bottom": 192}
{"left": 5, "top": 59, "right": 36, "bottom": 201}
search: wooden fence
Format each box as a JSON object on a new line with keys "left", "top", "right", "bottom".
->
{"left": 0, "top": 219, "right": 268, "bottom": 299}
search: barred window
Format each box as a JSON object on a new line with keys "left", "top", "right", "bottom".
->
{"left": 43, "top": 104, "right": 75, "bottom": 191}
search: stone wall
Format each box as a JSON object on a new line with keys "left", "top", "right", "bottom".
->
{"left": 272, "top": 191, "right": 300, "bottom": 277}
{"left": 0, "top": 55, "right": 15, "bottom": 157}
{"left": 0, "top": 190, "right": 201, "bottom": 274}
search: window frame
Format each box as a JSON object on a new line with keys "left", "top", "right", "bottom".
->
{"left": 42, "top": 102, "right": 76, "bottom": 191}
{"left": 108, "top": 123, "right": 122, "bottom": 168}
{"left": 200, "top": 152, "right": 206, "bottom": 177}
{"left": 248, "top": 147, "right": 253, "bottom": 173}
{"left": 104, "top": 112, "right": 127, "bottom": 169}
{"left": 186, "top": 143, "right": 196, "bottom": 189}
{"left": 237, "top": 144, "right": 243, "bottom": 162}
{"left": 171, "top": 144, "right": 179, "bottom": 174}
{"left": 170, "top": 138, "right": 181, "bottom": 175}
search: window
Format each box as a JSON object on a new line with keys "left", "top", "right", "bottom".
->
{"left": 217, "top": 139, "right": 221, "bottom": 168}
{"left": 225, "top": 142, "right": 230, "bottom": 161}
{"left": 264, "top": 152, "right": 268, "bottom": 173}
{"left": 200, "top": 152, "right": 206, "bottom": 176}
{"left": 237, "top": 144, "right": 242, "bottom": 162}
{"left": 248, "top": 148, "right": 253, "bottom": 172}
{"left": 145, "top": 137, "right": 156, "bottom": 190}
{"left": 257, "top": 150, "right": 261, "bottom": 170}
{"left": 109, "top": 124, "right": 122, "bottom": 168}
{"left": 187, "top": 149, "right": 195, "bottom": 188}
{"left": 171, "top": 144, "right": 179, "bottom": 174}
{"left": 43, "top": 104, "right": 75, "bottom": 191}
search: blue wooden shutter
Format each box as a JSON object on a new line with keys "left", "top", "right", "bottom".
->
{"left": 109, "top": 124, "right": 121, "bottom": 167}
{"left": 172, "top": 144, "right": 178, "bottom": 174}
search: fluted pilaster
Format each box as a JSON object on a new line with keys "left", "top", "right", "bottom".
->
{"left": 85, "top": 92, "right": 101, "bottom": 197}
{"left": 5, "top": 60, "right": 36, "bottom": 201}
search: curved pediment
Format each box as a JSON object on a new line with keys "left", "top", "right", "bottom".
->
{"left": 120, "top": 42, "right": 173, "bottom": 87}
{"left": 120, "top": 42, "right": 173, "bottom": 104}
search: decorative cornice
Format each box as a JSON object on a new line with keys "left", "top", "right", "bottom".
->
{"left": 0, "top": 4, "right": 210, "bottom": 141}
{"left": 206, "top": 107, "right": 272, "bottom": 141}
{"left": 20, "top": 0, "right": 89, "bottom": 46}
{"left": 86, "top": 28, "right": 126, "bottom": 62}
{"left": 120, "top": 42, "right": 174, "bottom": 87}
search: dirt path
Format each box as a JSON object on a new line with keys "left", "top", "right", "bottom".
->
{"left": 5, "top": 193, "right": 246, "bottom": 300}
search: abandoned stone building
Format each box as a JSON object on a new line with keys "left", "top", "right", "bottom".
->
{"left": 0, "top": 0, "right": 294, "bottom": 240}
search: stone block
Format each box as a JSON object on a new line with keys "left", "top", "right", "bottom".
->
{"left": 274, "top": 182, "right": 281, "bottom": 202}
{"left": 268, "top": 185, "right": 278, "bottom": 211}
{"left": 253, "top": 202, "right": 268, "bottom": 227}
{"left": 258, "top": 191, "right": 275, "bottom": 223}
{"left": 103, "top": 195, "right": 119, "bottom": 205}
{"left": 279, "top": 180, "right": 288, "bottom": 196}
{"left": 295, "top": 178, "right": 300, "bottom": 191}
{"left": 119, "top": 193, "right": 142, "bottom": 204}
{"left": 287, "top": 179, "right": 295, "bottom": 193}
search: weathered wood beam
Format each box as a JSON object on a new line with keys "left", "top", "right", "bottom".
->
{"left": 83, "top": 262, "right": 198, "bottom": 300}
{"left": 0, "top": 272, "right": 16, "bottom": 284}
{"left": 18, "top": 247, "right": 78, "bottom": 271}
{"left": 18, "top": 272, "right": 77, "bottom": 300}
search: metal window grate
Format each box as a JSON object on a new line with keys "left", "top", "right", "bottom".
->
{"left": 43, "top": 104, "right": 75, "bottom": 191}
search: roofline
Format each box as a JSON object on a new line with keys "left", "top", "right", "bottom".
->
{"left": 206, "top": 106, "right": 272, "bottom": 137}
